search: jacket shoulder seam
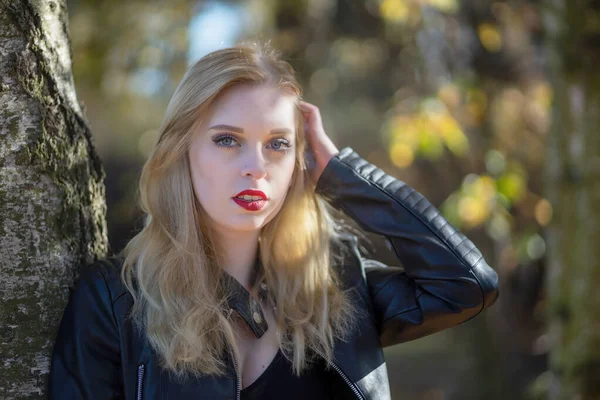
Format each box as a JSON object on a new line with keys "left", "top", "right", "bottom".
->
{"left": 97, "top": 258, "right": 129, "bottom": 304}
{"left": 96, "top": 261, "right": 123, "bottom": 330}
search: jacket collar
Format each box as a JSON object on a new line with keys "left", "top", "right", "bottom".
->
{"left": 220, "top": 255, "right": 270, "bottom": 339}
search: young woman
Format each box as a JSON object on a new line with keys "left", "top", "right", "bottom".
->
{"left": 48, "top": 42, "right": 499, "bottom": 400}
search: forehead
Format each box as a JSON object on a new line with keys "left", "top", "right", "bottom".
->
{"left": 206, "top": 84, "right": 297, "bottom": 127}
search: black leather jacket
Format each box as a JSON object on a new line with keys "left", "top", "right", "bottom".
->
{"left": 47, "top": 147, "right": 499, "bottom": 399}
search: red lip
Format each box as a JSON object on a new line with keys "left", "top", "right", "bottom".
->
{"left": 233, "top": 189, "right": 267, "bottom": 200}
{"left": 232, "top": 189, "right": 268, "bottom": 211}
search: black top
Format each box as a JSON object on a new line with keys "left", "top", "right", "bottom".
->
{"left": 240, "top": 350, "right": 332, "bottom": 399}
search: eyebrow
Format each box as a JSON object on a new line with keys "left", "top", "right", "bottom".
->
{"left": 208, "top": 124, "right": 293, "bottom": 135}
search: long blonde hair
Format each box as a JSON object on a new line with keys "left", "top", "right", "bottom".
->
{"left": 121, "top": 42, "right": 358, "bottom": 380}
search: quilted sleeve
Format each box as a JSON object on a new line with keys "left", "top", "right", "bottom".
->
{"left": 315, "top": 147, "right": 499, "bottom": 347}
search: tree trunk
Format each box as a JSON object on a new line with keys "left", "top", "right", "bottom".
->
{"left": 543, "top": 1, "right": 600, "bottom": 398}
{"left": 0, "top": 1, "right": 107, "bottom": 398}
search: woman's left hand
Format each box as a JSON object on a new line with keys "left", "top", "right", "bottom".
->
{"left": 299, "top": 101, "right": 339, "bottom": 185}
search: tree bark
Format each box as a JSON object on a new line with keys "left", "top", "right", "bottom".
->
{"left": 542, "top": 1, "right": 600, "bottom": 398}
{"left": 0, "top": 1, "right": 107, "bottom": 398}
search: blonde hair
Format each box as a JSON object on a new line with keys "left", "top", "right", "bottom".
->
{"left": 121, "top": 41, "right": 358, "bottom": 380}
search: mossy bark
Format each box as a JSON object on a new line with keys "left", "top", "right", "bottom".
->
{"left": 542, "top": 1, "right": 600, "bottom": 399}
{"left": 0, "top": 1, "right": 108, "bottom": 398}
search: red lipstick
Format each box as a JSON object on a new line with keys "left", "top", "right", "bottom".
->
{"left": 232, "top": 189, "right": 268, "bottom": 211}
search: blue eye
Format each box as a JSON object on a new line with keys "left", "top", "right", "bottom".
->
{"left": 268, "top": 139, "right": 292, "bottom": 152}
{"left": 212, "top": 134, "right": 239, "bottom": 149}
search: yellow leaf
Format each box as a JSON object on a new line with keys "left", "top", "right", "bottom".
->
{"left": 390, "top": 142, "right": 414, "bottom": 168}
{"left": 428, "top": 0, "right": 459, "bottom": 13}
{"left": 380, "top": 0, "right": 410, "bottom": 22}
{"left": 478, "top": 23, "right": 503, "bottom": 52}
{"left": 418, "top": 132, "right": 444, "bottom": 159}
{"left": 530, "top": 81, "right": 553, "bottom": 109}
{"left": 469, "top": 175, "right": 497, "bottom": 200}
{"left": 458, "top": 196, "right": 489, "bottom": 228}
{"left": 438, "top": 83, "right": 461, "bottom": 108}
{"left": 434, "top": 113, "right": 469, "bottom": 156}
{"left": 497, "top": 172, "right": 525, "bottom": 201}
{"left": 534, "top": 198, "right": 553, "bottom": 226}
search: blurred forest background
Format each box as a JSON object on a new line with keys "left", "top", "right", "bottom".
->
{"left": 45, "top": 0, "right": 599, "bottom": 398}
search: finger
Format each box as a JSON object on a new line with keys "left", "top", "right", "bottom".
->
{"left": 300, "top": 105, "right": 321, "bottom": 123}
{"left": 299, "top": 105, "right": 311, "bottom": 118}
{"left": 298, "top": 102, "right": 323, "bottom": 127}
{"left": 299, "top": 101, "right": 317, "bottom": 112}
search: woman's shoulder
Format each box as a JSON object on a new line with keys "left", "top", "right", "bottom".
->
{"left": 75, "top": 255, "right": 128, "bottom": 304}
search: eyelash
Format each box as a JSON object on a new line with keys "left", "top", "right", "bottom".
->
{"left": 212, "top": 133, "right": 293, "bottom": 153}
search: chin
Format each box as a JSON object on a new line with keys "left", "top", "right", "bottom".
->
{"left": 207, "top": 202, "right": 283, "bottom": 233}
{"left": 226, "top": 215, "right": 271, "bottom": 232}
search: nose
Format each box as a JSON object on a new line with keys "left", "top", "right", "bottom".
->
{"left": 240, "top": 146, "right": 268, "bottom": 180}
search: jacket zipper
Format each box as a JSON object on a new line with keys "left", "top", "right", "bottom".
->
{"left": 328, "top": 360, "right": 365, "bottom": 400}
{"left": 136, "top": 364, "right": 145, "bottom": 400}
{"left": 229, "top": 344, "right": 241, "bottom": 400}
{"left": 314, "top": 349, "right": 365, "bottom": 400}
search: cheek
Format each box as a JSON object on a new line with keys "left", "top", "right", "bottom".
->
{"left": 188, "top": 149, "right": 222, "bottom": 205}
{"left": 272, "top": 155, "right": 296, "bottom": 190}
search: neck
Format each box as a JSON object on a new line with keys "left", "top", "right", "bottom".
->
{"left": 213, "top": 228, "right": 260, "bottom": 292}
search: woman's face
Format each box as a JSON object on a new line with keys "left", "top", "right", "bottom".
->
{"left": 188, "top": 83, "right": 297, "bottom": 234}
